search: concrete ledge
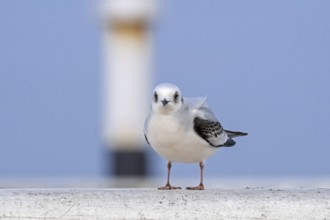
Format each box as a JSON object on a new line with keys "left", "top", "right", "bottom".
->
{"left": 0, "top": 188, "right": 329, "bottom": 219}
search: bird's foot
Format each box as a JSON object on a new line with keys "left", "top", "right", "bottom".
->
{"left": 186, "top": 184, "right": 205, "bottom": 190}
{"left": 158, "top": 184, "right": 182, "bottom": 190}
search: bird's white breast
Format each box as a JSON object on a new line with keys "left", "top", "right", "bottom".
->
{"left": 147, "top": 113, "right": 218, "bottom": 163}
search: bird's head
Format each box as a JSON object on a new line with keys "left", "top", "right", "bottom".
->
{"left": 151, "top": 83, "right": 183, "bottom": 114}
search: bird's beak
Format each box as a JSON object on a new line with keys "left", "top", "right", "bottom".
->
{"left": 161, "top": 99, "right": 169, "bottom": 106}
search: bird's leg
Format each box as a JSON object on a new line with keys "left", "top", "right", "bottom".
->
{"left": 186, "top": 161, "right": 205, "bottom": 190}
{"left": 158, "top": 161, "right": 181, "bottom": 190}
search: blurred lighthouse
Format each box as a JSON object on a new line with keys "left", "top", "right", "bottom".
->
{"left": 101, "top": 0, "right": 156, "bottom": 176}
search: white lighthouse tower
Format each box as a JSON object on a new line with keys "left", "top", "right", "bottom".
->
{"left": 101, "top": 0, "right": 156, "bottom": 176}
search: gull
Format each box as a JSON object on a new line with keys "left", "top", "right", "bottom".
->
{"left": 144, "top": 83, "right": 247, "bottom": 190}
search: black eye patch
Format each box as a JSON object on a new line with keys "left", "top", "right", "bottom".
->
{"left": 174, "top": 91, "right": 179, "bottom": 103}
{"left": 154, "top": 92, "right": 158, "bottom": 102}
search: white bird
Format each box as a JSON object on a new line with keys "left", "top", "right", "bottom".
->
{"left": 144, "top": 83, "right": 247, "bottom": 190}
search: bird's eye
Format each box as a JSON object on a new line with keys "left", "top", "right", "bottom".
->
{"left": 174, "top": 91, "right": 179, "bottom": 103}
{"left": 154, "top": 92, "right": 158, "bottom": 102}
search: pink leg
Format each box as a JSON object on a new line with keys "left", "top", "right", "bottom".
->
{"left": 158, "top": 161, "right": 181, "bottom": 190}
{"left": 186, "top": 162, "right": 205, "bottom": 190}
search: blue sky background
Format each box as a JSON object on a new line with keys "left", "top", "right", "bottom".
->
{"left": 0, "top": 0, "right": 329, "bottom": 178}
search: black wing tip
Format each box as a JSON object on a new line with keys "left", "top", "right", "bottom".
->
{"left": 224, "top": 130, "right": 248, "bottom": 137}
{"left": 223, "top": 138, "right": 236, "bottom": 147}
{"left": 144, "top": 134, "right": 150, "bottom": 145}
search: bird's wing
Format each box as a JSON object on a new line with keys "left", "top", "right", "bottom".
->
{"left": 184, "top": 96, "right": 209, "bottom": 109}
{"left": 144, "top": 113, "right": 151, "bottom": 145}
{"left": 186, "top": 96, "right": 232, "bottom": 147}
{"left": 144, "top": 133, "right": 150, "bottom": 145}
{"left": 193, "top": 117, "right": 231, "bottom": 147}
{"left": 224, "top": 130, "right": 248, "bottom": 138}
{"left": 184, "top": 96, "right": 217, "bottom": 122}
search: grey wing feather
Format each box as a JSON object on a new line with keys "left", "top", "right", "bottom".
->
{"left": 186, "top": 96, "right": 227, "bottom": 147}
{"left": 184, "top": 96, "right": 209, "bottom": 109}
{"left": 187, "top": 96, "right": 246, "bottom": 147}
{"left": 184, "top": 96, "right": 217, "bottom": 121}
{"left": 193, "top": 117, "right": 226, "bottom": 147}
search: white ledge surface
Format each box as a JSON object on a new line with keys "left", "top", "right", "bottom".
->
{"left": 0, "top": 188, "right": 330, "bottom": 219}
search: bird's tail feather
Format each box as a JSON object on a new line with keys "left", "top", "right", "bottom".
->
{"left": 225, "top": 130, "right": 248, "bottom": 138}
